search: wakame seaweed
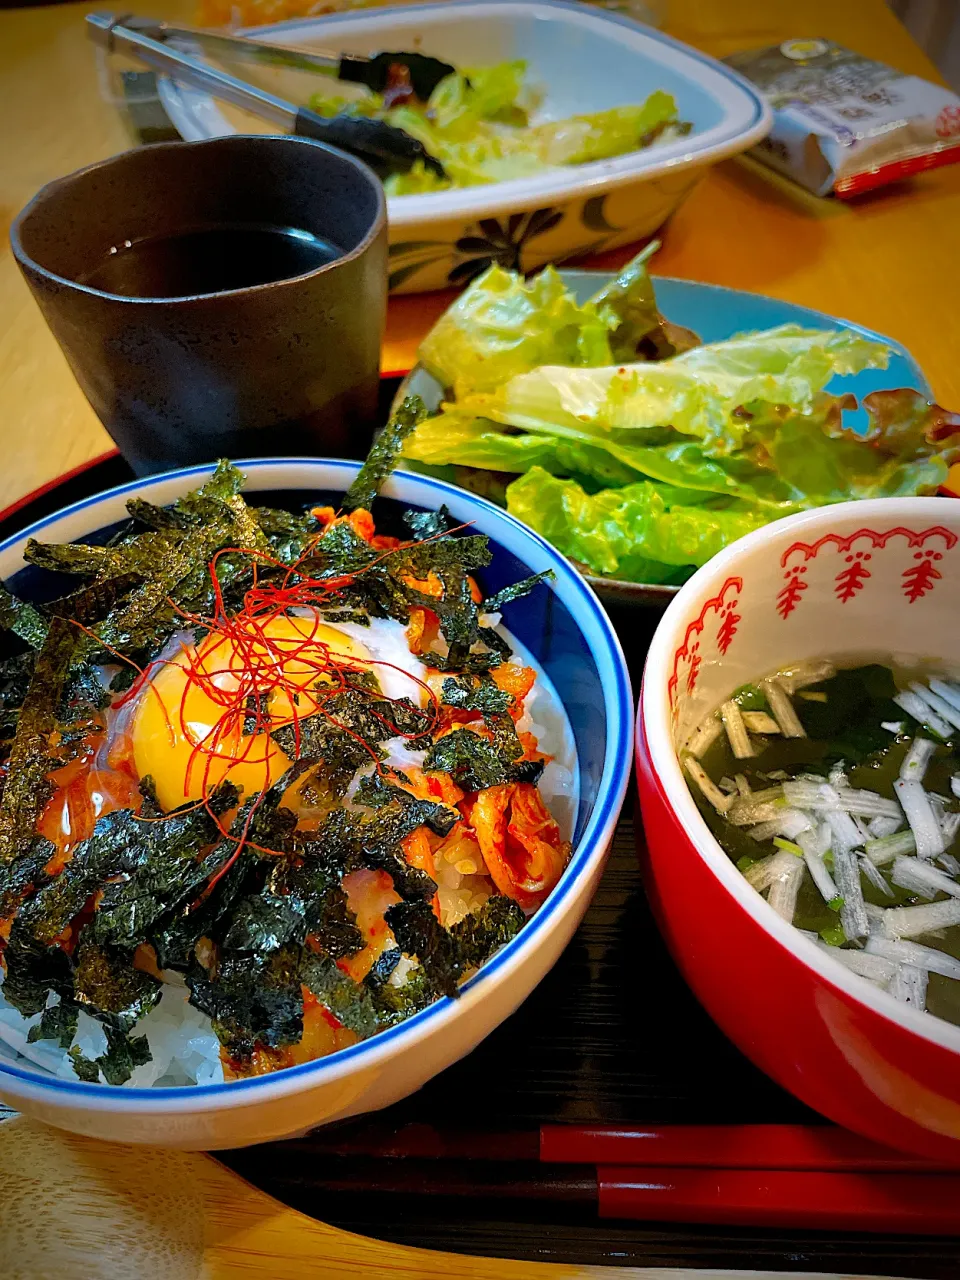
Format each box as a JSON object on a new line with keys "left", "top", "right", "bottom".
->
{"left": 0, "top": 431, "right": 558, "bottom": 1083}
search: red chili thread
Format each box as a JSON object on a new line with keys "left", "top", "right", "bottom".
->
{"left": 64, "top": 522, "right": 460, "bottom": 894}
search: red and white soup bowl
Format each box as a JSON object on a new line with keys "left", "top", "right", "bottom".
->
{"left": 637, "top": 496, "right": 960, "bottom": 1160}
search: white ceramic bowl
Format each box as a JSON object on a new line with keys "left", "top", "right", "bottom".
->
{"left": 159, "top": 0, "right": 771, "bottom": 292}
{"left": 0, "top": 459, "right": 632, "bottom": 1149}
{"left": 637, "top": 496, "right": 960, "bottom": 1159}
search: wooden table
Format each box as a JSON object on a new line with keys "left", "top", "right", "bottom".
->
{"left": 0, "top": 0, "right": 952, "bottom": 1274}
{"left": 2, "top": 0, "right": 960, "bottom": 513}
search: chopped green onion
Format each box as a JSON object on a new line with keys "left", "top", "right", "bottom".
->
{"left": 773, "top": 837, "right": 803, "bottom": 856}
{"left": 819, "top": 923, "right": 846, "bottom": 946}
{"left": 736, "top": 854, "right": 756, "bottom": 872}
{"left": 828, "top": 895, "right": 845, "bottom": 912}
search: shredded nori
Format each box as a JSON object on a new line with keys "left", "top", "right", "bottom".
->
{"left": 422, "top": 727, "right": 542, "bottom": 792}
{"left": 0, "top": 451, "right": 556, "bottom": 1079}
{"left": 482, "top": 571, "right": 554, "bottom": 615}
{"left": 0, "top": 585, "right": 49, "bottom": 649}
{"left": 385, "top": 896, "right": 525, "bottom": 998}
{"left": 28, "top": 999, "right": 79, "bottom": 1049}
{"left": 343, "top": 396, "right": 427, "bottom": 513}
{"left": 0, "top": 617, "right": 79, "bottom": 868}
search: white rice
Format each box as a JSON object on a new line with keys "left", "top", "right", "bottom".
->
{"left": 0, "top": 617, "right": 578, "bottom": 1087}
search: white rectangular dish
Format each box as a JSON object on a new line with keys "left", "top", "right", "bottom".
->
{"left": 159, "top": 0, "right": 772, "bottom": 292}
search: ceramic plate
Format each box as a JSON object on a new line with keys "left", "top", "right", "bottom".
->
{"left": 157, "top": 0, "right": 770, "bottom": 292}
{"left": 397, "top": 270, "right": 931, "bottom": 608}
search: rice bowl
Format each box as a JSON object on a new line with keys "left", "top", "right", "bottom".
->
{"left": 0, "top": 458, "right": 630, "bottom": 1148}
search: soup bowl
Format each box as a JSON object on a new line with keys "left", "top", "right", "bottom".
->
{"left": 0, "top": 459, "right": 632, "bottom": 1149}
{"left": 637, "top": 496, "right": 960, "bottom": 1160}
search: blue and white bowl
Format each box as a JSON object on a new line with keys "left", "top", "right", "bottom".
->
{"left": 0, "top": 459, "right": 632, "bottom": 1148}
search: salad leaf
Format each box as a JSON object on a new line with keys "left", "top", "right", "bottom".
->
{"left": 426, "top": 62, "right": 532, "bottom": 133}
{"left": 405, "top": 413, "right": 654, "bottom": 490}
{"left": 481, "top": 324, "right": 891, "bottom": 455}
{"left": 310, "top": 61, "right": 684, "bottom": 194}
{"left": 417, "top": 265, "right": 616, "bottom": 398}
{"left": 586, "top": 242, "right": 693, "bottom": 362}
{"left": 505, "top": 468, "right": 768, "bottom": 581}
{"left": 531, "top": 91, "right": 682, "bottom": 166}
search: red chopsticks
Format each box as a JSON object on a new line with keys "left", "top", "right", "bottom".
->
{"left": 286, "top": 1122, "right": 960, "bottom": 1235}
{"left": 539, "top": 1122, "right": 957, "bottom": 1172}
{"left": 598, "top": 1166, "right": 960, "bottom": 1232}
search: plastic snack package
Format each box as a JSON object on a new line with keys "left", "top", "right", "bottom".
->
{"left": 725, "top": 38, "right": 960, "bottom": 198}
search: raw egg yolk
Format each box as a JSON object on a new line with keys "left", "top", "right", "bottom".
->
{"left": 132, "top": 615, "right": 371, "bottom": 812}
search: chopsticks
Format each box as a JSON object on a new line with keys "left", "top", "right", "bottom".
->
{"left": 293, "top": 1120, "right": 960, "bottom": 1172}
{"left": 240, "top": 1122, "right": 960, "bottom": 1235}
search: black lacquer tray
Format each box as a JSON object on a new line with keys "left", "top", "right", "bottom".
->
{"left": 3, "top": 386, "right": 958, "bottom": 1278}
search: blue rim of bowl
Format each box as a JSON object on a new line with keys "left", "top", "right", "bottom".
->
{"left": 0, "top": 458, "right": 633, "bottom": 1102}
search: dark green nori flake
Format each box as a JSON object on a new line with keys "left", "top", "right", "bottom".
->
{"left": 422, "top": 727, "right": 534, "bottom": 793}
{"left": 299, "top": 950, "right": 378, "bottom": 1038}
{"left": 385, "top": 895, "right": 524, "bottom": 998}
{"left": 319, "top": 609, "right": 371, "bottom": 627}
{"left": 441, "top": 675, "right": 511, "bottom": 720}
{"left": 0, "top": 585, "right": 49, "bottom": 649}
{"left": 0, "top": 650, "right": 37, "bottom": 731}
{"left": 230, "top": 773, "right": 300, "bottom": 853}
{"left": 222, "top": 892, "right": 306, "bottom": 953}
{"left": 271, "top": 689, "right": 430, "bottom": 789}
{"left": 20, "top": 786, "right": 236, "bottom": 949}
{"left": 0, "top": 938, "right": 72, "bottom": 1017}
{"left": 69, "top": 1046, "right": 101, "bottom": 1083}
{"left": 72, "top": 938, "right": 162, "bottom": 1031}
{"left": 60, "top": 664, "right": 110, "bottom": 714}
{"left": 266, "top": 858, "right": 362, "bottom": 959}
{"left": 418, "top": 625, "right": 511, "bottom": 675}
{"left": 353, "top": 771, "right": 457, "bottom": 838}
{"left": 343, "top": 396, "right": 427, "bottom": 513}
{"left": 400, "top": 533, "right": 492, "bottom": 578}
{"left": 187, "top": 945, "right": 304, "bottom": 1057}
{"left": 24, "top": 534, "right": 166, "bottom": 581}
{"left": 403, "top": 505, "right": 453, "bottom": 541}
{"left": 370, "top": 967, "right": 435, "bottom": 1025}
{"left": 0, "top": 838, "right": 54, "bottom": 923}
{"left": 307, "top": 804, "right": 437, "bottom": 902}
{"left": 451, "top": 894, "right": 525, "bottom": 968}
{"left": 27, "top": 998, "right": 79, "bottom": 1049}
{"left": 367, "top": 946, "right": 401, "bottom": 987}
{"left": 481, "top": 571, "right": 553, "bottom": 615}
{"left": 0, "top": 617, "right": 78, "bottom": 869}
{"left": 243, "top": 692, "right": 272, "bottom": 736}
{"left": 126, "top": 497, "right": 196, "bottom": 531}
{"left": 150, "top": 848, "right": 261, "bottom": 972}
{"left": 97, "top": 1024, "right": 153, "bottom": 1086}
{"left": 509, "top": 758, "right": 545, "bottom": 786}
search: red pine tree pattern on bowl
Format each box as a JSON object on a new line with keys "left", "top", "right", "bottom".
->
{"left": 639, "top": 497, "right": 960, "bottom": 1162}
{"left": 776, "top": 524, "right": 958, "bottom": 619}
{"left": 667, "top": 576, "right": 742, "bottom": 718}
